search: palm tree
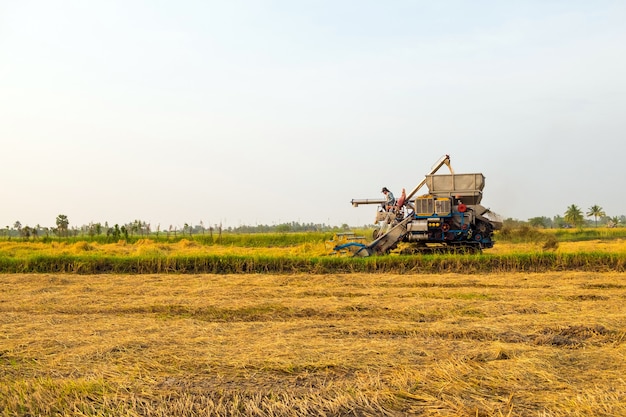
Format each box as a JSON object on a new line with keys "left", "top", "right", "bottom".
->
{"left": 56, "top": 214, "right": 69, "bottom": 237}
{"left": 564, "top": 204, "right": 584, "bottom": 227}
{"left": 586, "top": 205, "right": 605, "bottom": 227}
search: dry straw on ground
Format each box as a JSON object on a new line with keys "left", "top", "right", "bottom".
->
{"left": 1, "top": 271, "right": 625, "bottom": 416}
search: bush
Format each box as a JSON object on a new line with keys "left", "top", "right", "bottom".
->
{"left": 496, "top": 225, "right": 545, "bottom": 243}
{"left": 542, "top": 235, "right": 559, "bottom": 251}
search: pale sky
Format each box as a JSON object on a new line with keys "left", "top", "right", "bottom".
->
{"left": 2, "top": 1, "right": 625, "bottom": 229}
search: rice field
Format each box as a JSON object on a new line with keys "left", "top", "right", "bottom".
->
{"left": 1, "top": 271, "right": 625, "bottom": 416}
{"left": 1, "top": 231, "right": 625, "bottom": 415}
{"left": 1, "top": 236, "right": 626, "bottom": 274}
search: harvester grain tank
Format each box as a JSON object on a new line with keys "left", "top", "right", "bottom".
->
{"left": 343, "top": 155, "right": 502, "bottom": 256}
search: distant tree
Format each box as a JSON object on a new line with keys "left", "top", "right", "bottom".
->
{"left": 564, "top": 205, "right": 584, "bottom": 227}
{"left": 14, "top": 221, "right": 21, "bottom": 233}
{"left": 128, "top": 222, "right": 136, "bottom": 236}
{"left": 112, "top": 224, "right": 121, "bottom": 239}
{"left": 552, "top": 215, "right": 566, "bottom": 228}
{"left": 134, "top": 220, "right": 148, "bottom": 236}
{"left": 528, "top": 216, "right": 550, "bottom": 228}
{"left": 21, "top": 226, "right": 31, "bottom": 240}
{"left": 586, "top": 205, "right": 605, "bottom": 227}
{"left": 56, "top": 214, "right": 69, "bottom": 237}
{"left": 502, "top": 218, "right": 527, "bottom": 228}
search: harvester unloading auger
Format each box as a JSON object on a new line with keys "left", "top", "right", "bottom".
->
{"left": 335, "top": 155, "right": 502, "bottom": 256}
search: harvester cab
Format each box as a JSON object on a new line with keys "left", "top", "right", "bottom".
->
{"left": 339, "top": 155, "right": 502, "bottom": 256}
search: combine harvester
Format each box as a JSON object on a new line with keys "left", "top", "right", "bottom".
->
{"left": 336, "top": 155, "right": 502, "bottom": 256}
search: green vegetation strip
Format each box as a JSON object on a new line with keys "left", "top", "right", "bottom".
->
{"left": 1, "top": 253, "right": 625, "bottom": 274}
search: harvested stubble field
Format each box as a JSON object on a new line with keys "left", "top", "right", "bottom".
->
{"left": 1, "top": 271, "right": 625, "bottom": 416}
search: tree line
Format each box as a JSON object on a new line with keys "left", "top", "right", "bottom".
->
{"left": 0, "top": 217, "right": 351, "bottom": 240}
{"left": 520, "top": 204, "right": 623, "bottom": 229}
{"left": 1, "top": 204, "right": 622, "bottom": 240}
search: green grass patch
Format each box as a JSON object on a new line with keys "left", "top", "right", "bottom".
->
{"left": 1, "top": 252, "right": 625, "bottom": 274}
{"left": 23, "top": 231, "right": 336, "bottom": 247}
{"left": 496, "top": 226, "right": 626, "bottom": 243}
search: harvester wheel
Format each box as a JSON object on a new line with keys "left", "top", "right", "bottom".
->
{"left": 477, "top": 220, "right": 493, "bottom": 235}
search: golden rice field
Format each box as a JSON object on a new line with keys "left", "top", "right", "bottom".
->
{"left": 2, "top": 236, "right": 626, "bottom": 275}
{"left": 1, "top": 236, "right": 626, "bottom": 258}
{"left": 1, "top": 271, "right": 626, "bottom": 416}
{"left": 1, "top": 234, "right": 625, "bottom": 415}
